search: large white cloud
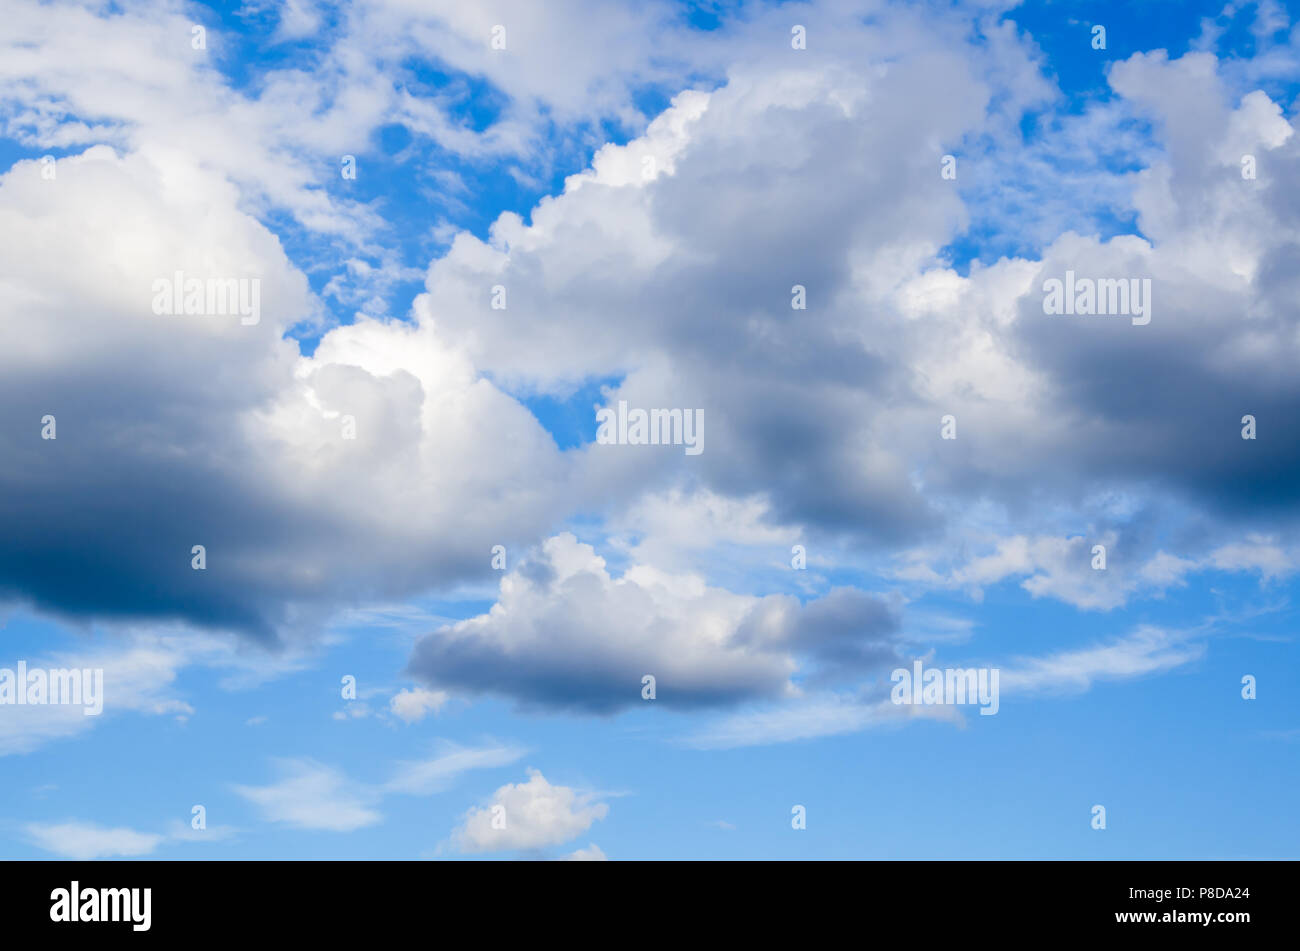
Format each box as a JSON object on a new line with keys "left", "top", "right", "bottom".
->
{"left": 408, "top": 33, "right": 1300, "bottom": 605}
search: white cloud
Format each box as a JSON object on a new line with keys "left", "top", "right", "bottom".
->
{"left": 333, "top": 703, "right": 372, "bottom": 721}
{"left": 0, "top": 0, "right": 1296, "bottom": 743}
{"left": 389, "top": 687, "right": 449, "bottom": 723}
{"left": 560, "top": 843, "right": 608, "bottom": 861}
{"left": 273, "top": 0, "right": 324, "bottom": 40}
{"left": 686, "top": 694, "right": 961, "bottom": 750}
{"left": 164, "top": 819, "right": 238, "bottom": 843}
{"left": 24, "top": 821, "right": 164, "bottom": 859}
{"left": 231, "top": 759, "right": 381, "bottom": 832}
{"left": 452, "top": 769, "right": 608, "bottom": 853}
{"left": 1208, "top": 535, "right": 1293, "bottom": 579}
{"left": 409, "top": 533, "right": 902, "bottom": 711}
{"left": 384, "top": 744, "right": 525, "bottom": 796}
{"left": 405, "top": 34, "right": 1300, "bottom": 607}
{"left": 23, "top": 816, "right": 237, "bottom": 857}
{"left": 0, "top": 143, "right": 574, "bottom": 645}
{"left": 229, "top": 746, "right": 522, "bottom": 836}
{"left": 687, "top": 624, "right": 1207, "bottom": 748}
{"left": 0, "top": 626, "right": 243, "bottom": 756}
{"left": 895, "top": 529, "right": 1299, "bottom": 612}
{"left": 605, "top": 487, "right": 798, "bottom": 576}
{"left": 999, "top": 625, "right": 1206, "bottom": 695}
{"left": 409, "top": 533, "right": 793, "bottom": 710}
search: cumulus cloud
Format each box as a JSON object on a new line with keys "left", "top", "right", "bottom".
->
{"left": 1, "top": 0, "right": 1296, "bottom": 740}
{"left": 389, "top": 687, "right": 450, "bottom": 723}
{"left": 408, "top": 33, "right": 1300, "bottom": 598}
{"left": 407, "top": 533, "right": 902, "bottom": 711}
{"left": 451, "top": 769, "right": 608, "bottom": 853}
{"left": 0, "top": 145, "right": 574, "bottom": 645}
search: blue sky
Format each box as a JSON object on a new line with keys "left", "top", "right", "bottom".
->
{"left": 1, "top": 0, "right": 1298, "bottom": 860}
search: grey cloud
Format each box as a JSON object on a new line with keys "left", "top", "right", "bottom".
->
{"left": 408, "top": 534, "right": 904, "bottom": 711}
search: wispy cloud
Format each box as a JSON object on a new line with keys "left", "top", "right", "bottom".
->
{"left": 385, "top": 743, "right": 526, "bottom": 796}
{"left": 232, "top": 759, "right": 382, "bottom": 832}
{"left": 24, "top": 821, "right": 164, "bottom": 860}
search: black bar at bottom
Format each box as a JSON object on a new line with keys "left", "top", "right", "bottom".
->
{"left": 0, "top": 860, "right": 1284, "bottom": 938}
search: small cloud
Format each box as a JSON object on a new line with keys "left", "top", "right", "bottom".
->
{"left": 384, "top": 743, "right": 525, "bottom": 796}
{"left": 25, "top": 821, "right": 163, "bottom": 859}
{"left": 165, "top": 819, "right": 238, "bottom": 843}
{"left": 232, "top": 759, "right": 381, "bottom": 832}
{"left": 390, "top": 687, "right": 449, "bottom": 724}
{"left": 561, "top": 843, "right": 608, "bottom": 861}
{"left": 451, "top": 769, "right": 608, "bottom": 853}
{"left": 333, "top": 702, "right": 371, "bottom": 721}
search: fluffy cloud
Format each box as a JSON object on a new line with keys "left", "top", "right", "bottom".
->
{"left": 1, "top": 0, "right": 1296, "bottom": 737}
{"left": 0, "top": 0, "right": 745, "bottom": 247}
{"left": 389, "top": 687, "right": 450, "bottom": 723}
{"left": 894, "top": 531, "right": 1299, "bottom": 610}
{"left": 407, "top": 533, "right": 901, "bottom": 711}
{"left": 408, "top": 33, "right": 1300, "bottom": 594}
{"left": 451, "top": 769, "right": 608, "bottom": 853}
{"left": 0, "top": 145, "right": 572, "bottom": 644}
